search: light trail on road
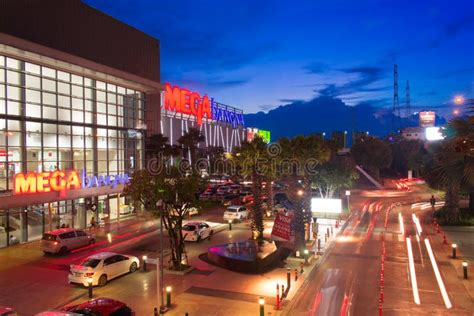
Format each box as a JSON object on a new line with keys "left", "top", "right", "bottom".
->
{"left": 406, "top": 237, "right": 421, "bottom": 305}
{"left": 424, "top": 238, "right": 453, "bottom": 309}
{"left": 398, "top": 213, "right": 404, "bottom": 236}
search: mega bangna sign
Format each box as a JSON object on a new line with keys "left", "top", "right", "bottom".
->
{"left": 14, "top": 170, "right": 130, "bottom": 197}
{"left": 311, "top": 198, "right": 342, "bottom": 214}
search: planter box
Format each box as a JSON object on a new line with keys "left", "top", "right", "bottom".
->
{"left": 164, "top": 265, "right": 195, "bottom": 275}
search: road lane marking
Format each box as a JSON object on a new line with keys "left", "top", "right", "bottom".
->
{"left": 406, "top": 237, "right": 421, "bottom": 305}
{"left": 424, "top": 238, "right": 452, "bottom": 309}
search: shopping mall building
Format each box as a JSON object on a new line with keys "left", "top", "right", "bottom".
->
{"left": 0, "top": 0, "right": 162, "bottom": 247}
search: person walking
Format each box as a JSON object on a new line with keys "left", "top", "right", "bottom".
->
{"left": 430, "top": 195, "right": 436, "bottom": 210}
{"left": 90, "top": 216, "right": 97, "bottom": 229}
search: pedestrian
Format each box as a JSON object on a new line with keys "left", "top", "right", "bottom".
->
{"left": 430, "top": 195, "right": 436, "bottom": 210}
{"left": 90, "top": 216, "right": 96, "bottom": 228}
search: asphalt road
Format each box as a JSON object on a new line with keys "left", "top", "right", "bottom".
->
{"left": 284, "top": 187, "right": 473, "bottom": 315}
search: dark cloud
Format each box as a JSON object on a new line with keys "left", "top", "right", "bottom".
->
{"left": 429, "top": 14, "right": 474, "bottom": 49}
{"left": 315, "top": 65, "right": 389, "bottom": 97}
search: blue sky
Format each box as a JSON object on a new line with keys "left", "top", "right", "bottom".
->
{"left": 85, "top": 0, "right": 474, "bottom": 118}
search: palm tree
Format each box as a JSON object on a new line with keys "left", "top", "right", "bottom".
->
{"left": 178, "top": 127, "right": 205, "bottom": 166}
{"left": 232, "top": 136, "right": 270, "bottom": 240}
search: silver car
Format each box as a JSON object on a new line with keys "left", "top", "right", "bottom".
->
{"left": 41, "top": 228, "right": 95, "bottom": 255}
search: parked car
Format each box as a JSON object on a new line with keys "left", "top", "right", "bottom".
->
{"left": 199, "top": 191, "right": 214, "bottom": 200}
{"left": 68, "top": 252, "right": 139, "bottom": 287}
{"left": 181, "top": 221, "right": 213, "bottom": 242}
{"left": 229, "top": 184, "right": 241, "bottom": 194}
{"left": 0, "top": 306, "right": 17, "bottom": 316}
{"left": 223, "top": 205, "right": 249, "bottom": 222}
{"left": 170, "top": 206, "right": 201, "bottom": 217}
{"left": 240, "top": 192, "right": 254, "bottom": 203}
{"left": 216, "top": 185, "right": 231, "bottom": 195}
{"left": 41, "top": 228, "right": 95, "bottom": 255}
{"left": 60, "top": 298, "right": 134, "bottom": 315}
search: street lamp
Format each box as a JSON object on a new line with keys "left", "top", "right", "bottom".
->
{"left": 454, "top": 95, "right": 464, "bottom": 105}
{"left": 87, "top": 277, "right": 93, "bottom": 298}
{"left": 259, "top": 297, "right": 265, "bottom": 316}
{"left": 345, "top": 190, "right": 351, "bottom": 212}
{"left": 228, "top": 219, "right": 232, "bottom": 231}
{"left": 166, "top": 286, "right": 172, "bottom": 307}
{"left": 297, "top": 189, "right": 304, "bottom": 196}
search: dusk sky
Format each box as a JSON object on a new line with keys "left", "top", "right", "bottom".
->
{"left": 85, "top": 0, "right": 474, "bottom": 118}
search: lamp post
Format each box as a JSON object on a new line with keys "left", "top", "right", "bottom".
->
{"left": 345, "top": 190, "right": 351, "bottom": 212}
{"left": 156, "top": 200, "right": 167, "bottom": 313}
{"left": 143, "top": 255, "right": 147, "bottom": 272}
{"left": 452, "top": 244, "right": 457, "bottom": 259}
{"left": 87, "top": 277, "right": 93, "bottom": 298}
{"left": 166, "top": 286, "right": 172, "bottom": 307}
{"left": 259, "top": 297, "right": 265, "bottom": 316}
{"left": 463, "top": 262, "right": 468, "bottom": 279}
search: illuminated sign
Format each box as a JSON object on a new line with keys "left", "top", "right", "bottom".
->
{"left": 257, "top": 129, "right": 271, "bottom": 143}
{"left": 164, "top": 83, "right": 244, "bottom": 127}
{"left": 425, "top": 126, "right": 444, "bottom": 141}
{"left": 311, "top": 198, "right": 342, "bottom": 214}
{"left": 419, "top": 111, "right": 435, "bottom": 127}
{"left": 246, "top": 128, "right": 271, "bottom": 143}
{"left": 14, "top": 170, "right": 130, "bottom": 196}
{"left": 164, "top": 83, "right": 212, "bottom": 125}
{"left": 211, "top": 100, "right": 244, "bottom": 128}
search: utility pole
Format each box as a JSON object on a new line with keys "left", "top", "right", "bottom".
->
{"left": 392, "top": 64, "right": 400, "bottom": 133}
{"left": 405, "top": 80, "right": 411, "bottom": 118}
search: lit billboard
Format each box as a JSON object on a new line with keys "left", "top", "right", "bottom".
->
{"left": 425, "top": 126, "right": 444, "bottom": 141}
{"left": 246, "top": 128, "right": 271, "bottom": 143}
{"left": 311, "top": 198, "right": 342, "bottom": 214}
{"left": 419, "top": 111, "right": 435, "bottom": 127}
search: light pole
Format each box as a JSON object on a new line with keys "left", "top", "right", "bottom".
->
{"left": 156, "top": 200, "right": 167, "bottom": 313}
{"left": 345, "top": 190, "right": 351, "bottom": 212}
{"left": 259, "top": 297, "right": 265, "bottom": 316}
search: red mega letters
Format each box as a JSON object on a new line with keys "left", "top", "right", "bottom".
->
{"left": 164, "top": 83, "right": 212, "bottom": 125}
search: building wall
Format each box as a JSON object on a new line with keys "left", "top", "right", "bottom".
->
{"left": 0, "top": 0, "right": 160, "bottom": 83}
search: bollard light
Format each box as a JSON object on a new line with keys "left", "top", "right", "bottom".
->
{"left": 259, "top": 297, "right": 265, "bottom": 316}
{"left": 463, "top": 261, "right": 468, "bottom": 279}
{"left": 87, "top": 277, "right": 93, "bottom": 298}
{"left": 142, "top": 255, "right": 147, "bottom": 272}
{"left": 286, "top": 267, "right": 291, "bottom": 290}
{"left": 166, "top": 286, "right": 172, "bottom": 307}
{"left": 304, "top": 249, "right": 309, "bottom": 265}
{"left": 452, "top": 244, "right": 457, "bottom": 259}
{"left": 107, "top": 233, "right": 112, "bottom": 243}
{"left": 228, "top": 219, "right": 232, "bottom": 231}
{"left": 295, "top": 250, "right": 300, "bottom": 258}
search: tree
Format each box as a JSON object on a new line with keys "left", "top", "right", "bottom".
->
{"left": 390, "top": 139, "right": 426, "bottom": 177}
{"left": 124, "top": 168, "right": 200, "bottom": 270}
{"left": 278, "top": 135, "right": 330, "bottom": 251}
{"left": 312, "top": 156, "right": 359, "bottom": 198}
{"left": 351, "top": 136, "right": 392, "bottom": 180}
{"left": 232, "top": 136, "right": 270, "bottom": 240}
{"left": 178, "top": 127, "right": 205, "bottom": 165}
{"left": 145, "top": 133, "right": 180, "bottom": 161}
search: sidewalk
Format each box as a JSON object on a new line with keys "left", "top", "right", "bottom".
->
{"left": 427, "top": 223, "right": 474, "bottom": 309}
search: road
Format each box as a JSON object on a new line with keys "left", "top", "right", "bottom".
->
{"left": 284, "top": 187, "right": 474, "bottom": 315}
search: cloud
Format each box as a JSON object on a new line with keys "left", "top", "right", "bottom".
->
{"left": 315, "top": 65, "right": 388, "bottom": 98}
{"left": 279, "top": 98, "right": 304, "bottom": 103}
{"left": 429, "top": 14, "right": 474, "bottom": 49}
{"left": 207, "top": 78, "right": 250, "bottom": 89}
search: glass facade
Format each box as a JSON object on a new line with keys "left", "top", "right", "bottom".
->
{"left": 0, "top": 54, "right": 146, "bottom": 246}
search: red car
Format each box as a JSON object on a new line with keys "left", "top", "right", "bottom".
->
{"left": 61, "top": 298, "right": 134, "bottom": 315}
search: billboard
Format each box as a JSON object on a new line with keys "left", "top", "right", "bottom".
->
{"left": 271, "top": 213, "right": 293, "bottom": 241}
{"left": 425, "top": 126, "right": 444, "bottom": 141}
{"left": 247, "top": 127, "right": 271, "bottom": 143}
{"left": 311, "top": 198, "right": 342, "bottom": 214}
{"left": 419, "top": 111, "right": 435, "bottom": 127}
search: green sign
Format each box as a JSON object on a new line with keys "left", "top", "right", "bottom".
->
{"left": 257, "top": 129, "right": 271, "bottom": 143}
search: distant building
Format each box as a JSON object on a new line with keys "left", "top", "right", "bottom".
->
{"left": 352, "top": 131, "right": 370, "bottom": 145}
{"left": 331, "top": 131, "right": 348, "bottom": 149}
{"left": 401, "top": 127, "right": 426, "bottom": 141}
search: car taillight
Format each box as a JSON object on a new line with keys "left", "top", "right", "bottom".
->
{"left": 85, "top": 272, "right": 94, "bottom": 277}
{"left": 54, "top": 241, "right": 59, "bottom": 245}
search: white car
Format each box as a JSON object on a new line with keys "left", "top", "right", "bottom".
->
{"left": 41, "top": 228, "right": 95, "bottom": 255}
{"left": 170, "top": 206, "right": 201, "bottom": 217}
{"left": 223, "top": 205, "right": 249, "bottom": 222}
{"left": 68, "top": 252, "right": 139, "bottom": 287}
{"left": 181, "top": 221, "right": 213, "bottom": 242}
